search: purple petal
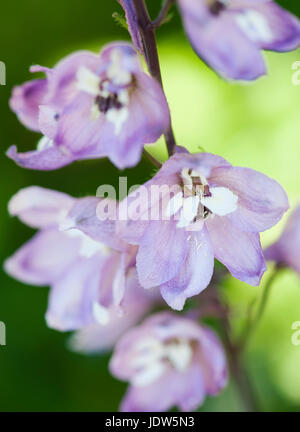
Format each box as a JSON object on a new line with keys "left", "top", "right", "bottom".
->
{"left": 206, "top": 215, "right": 266, "bottom": 285}
{"left": 265, "top": 205, "right": 300, "bottom": 274}
{"left": 9, "top": 79, "right": 48, "bottom": 131}
{"left": 69, "top": 269, "right": 156, "bottom": 353}
{"left": 121, "top": 367, "right": 205, "bottom": 412}
{"left": 210, "top": 166, "right": 289, "bottom": 232}
{"left": 136, "top": 220, "right": 189, "bottom": 288}
{"left": 44, "top": 51, "right": 100, "bottom": 108}
{"left": 7, "top": 143, "right": 75, "bottom": 171}
{"left": 117, "top": 0, "right": 144, "bottom": 53}
{"left": 247, "top": 1, "right": 300, "bottom": 51}
{"left": 53, "top": 92, "right": 107, "bottom": 159}
{"left": 178, "top": 0, "right": 266, "bottom": 80}
{"left": 118, "top": 174, "right": 179, "bottom": 245}
{"left": 55, "top": 74, "right": 170, "bottom": 170}
{"left": 46, "top": 254, "right": 103, "bottom": 331}
{"left": 8, "top": 186, "right": 74, "bottom": 229}
{"left": 39, "top": 105, "right": 59, "bottom": 139}
{"left": 160, "top": 227, "right": 214, "bottom": 310}
{"left": 102, "top": 72, "right": 170, "bottom": 169}
{"left": 194, "top": 325, "right": 228, "bottom": 396}
{"left": 157, "top": 152, "right": 231, "bottom": 179}
{"left": 4, "top": 229, "right": 81, "bottom": 286}
{"left": 68, "top": 197, "right": 128, "bottom": 251}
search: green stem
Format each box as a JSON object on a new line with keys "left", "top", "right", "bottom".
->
{"left": 239, "top": 267, "right": 282, "bottom": 351}
{"left": 152, "top": 0, "right": 175, "bottom": 28}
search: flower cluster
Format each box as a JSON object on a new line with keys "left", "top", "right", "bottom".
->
{"left": 4, "top": 0, "right": 300, "bottom": 412}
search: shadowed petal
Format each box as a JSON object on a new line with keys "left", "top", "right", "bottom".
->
{"left": 9, "top": 79, "right": 48, "bottom": 131}
{"left": 121, "top": 367, "right": 205, "bottom": 412}
{"left": 46, "top": 254, "right": 104, "bottom": 331}
{"left": 210, "top": 166, "right": 289, "bottom": 232}
{"left": 8, "top": 186, "right": 74, "bottom": 229}
{"left": 7, "top": 143, "right": 75, "bottom": 171}
{"left": 246, "top": 1, "right": 300, "bottom": 51}
{"left": 206, "top": 215, "right": 266, "bottom": 285}
{"left": 265, "top": 206, "right": 300, "bottom": 274}
{"left": 4, "top": 229, "right": 81, "bottom": 286}
{"left": 136, "top": 220, "right": 189, "bottom": 288}
{"left": 178, "top": 1, "right": 266, "bottom": 80}
{"left": 160, "top": 227, "right": 214, "bottom": 310}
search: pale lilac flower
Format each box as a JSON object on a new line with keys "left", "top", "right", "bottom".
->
{"left": 265, "top": 205, "right": 300, "bottom": 275}
{"left": 177, "top": 0, "right": 300, "bottom": 80}
{"left": 69, "top": 281, "right": 158, "bottom": 354}
{"left": 8, "top": 43, "right": 170, "bottom": 170}
{"left": 119, "top": 152, "right": 289, "bottom": 310}
{"left": 4, "top": 187, "right": 150, "bottom": 331}
{"left": 110, "top": 312, "right": 228, "bottom": 412}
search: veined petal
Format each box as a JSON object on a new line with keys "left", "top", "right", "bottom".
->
{"left": 209, "top": 166, "right": 289, "bottom": 232}
{"left": 136, "top": 220, "right": 189, "bottom": 288}
{"left": 6, "top": 143, "right": 74, "bottom": 171}
{"left": 160, "top": 227, "right": 214, "bottom": 310}
{"left": 206, "top": 215, "right": 266, "bottom": 286}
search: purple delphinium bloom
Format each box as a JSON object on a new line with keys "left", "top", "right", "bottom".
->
{"left": 265, "top": 205, "right": 300, "bottom": 275}
{"left": 8, "top": 43, "right": 170, "bottom": 170}
{"left": 177, "top": 0, "right": 300, "bottom": 81}
{"left": 4, "top": 187, "right": 152, "bottom": 331}
{"left": 119, "top": 152, "right": 289, "bottom": 310}
{"left": 69, "top": 281, "right": 158, "bottom": 354}
{"left": 110, "top": 312, "right": 228, "bottom": 412}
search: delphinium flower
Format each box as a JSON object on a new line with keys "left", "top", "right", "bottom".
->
{"left": 4, "top": 187, "right": 155, "bottom": 332}
{"left": 110, "top": 312, "right": 228, "bottom": 412}
{"left": 118, "top": 151, "right": 289, "bottom": 310}
{"left": 8, "top": 43, "right": 170, "bottom": 170}
{"left": 265, "top": 205, "right": 300, "bottom": 275}
{"left": 177, "top": 0, "right": 300, "bottom": 80}
{"left": 69, "top": 282, "right": 158, "bottom": 354}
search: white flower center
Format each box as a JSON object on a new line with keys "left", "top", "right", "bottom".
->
{"left": 166, "top": 168, "right": 238, "bottom": 228}
{"left": 76, "top": 49, "right": 132, "bottom": 136}
{"left": 201, "top": 186, "right": 238, "bottom": 216}
{"left": 107, "top": 49, "right": 132, "bottom": 87}
{"left": 76, "top": 67, "right": 100, "bottom": 95}
{"left": 37, "top": 136, "right": 54, "bottom": 152}
{"left": 92, "top": 302, "right": 110, "bottom": 326}
{"left": 130, "top": 337, "right": 193, "bottom": 387}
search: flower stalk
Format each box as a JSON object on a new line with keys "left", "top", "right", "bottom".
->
{"left": 239, "top": 267, "right": 283, "bottom": 352}
{"left": 132, "top": 0, "right": 176, "bottom": 156}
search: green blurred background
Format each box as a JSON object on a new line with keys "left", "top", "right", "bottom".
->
{"left": 1, "top": 0, "right": 300, "bottom": 412}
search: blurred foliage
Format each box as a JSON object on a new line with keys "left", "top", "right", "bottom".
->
{"left": 0, "top": 0, "right": 300, "bottom": 412}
